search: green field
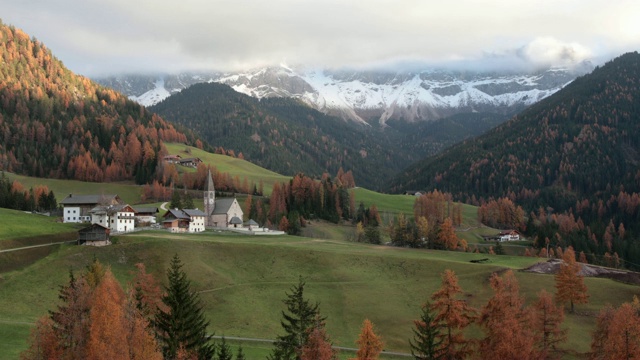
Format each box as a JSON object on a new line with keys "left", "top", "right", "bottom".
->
{"left": 1, "top": 228, "right": 638, "bottom": 359}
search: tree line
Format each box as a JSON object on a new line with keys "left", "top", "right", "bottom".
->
{"left": 0, "top": 172, "right": 57, "bottom": 212}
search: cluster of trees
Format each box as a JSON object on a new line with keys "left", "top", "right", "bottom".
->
{"left": 353, "top": 202, "right": 382, "bottom": 244}
{"left": 21, "top": 256, "right": 232, "bottom": 360}
{"left": 142, "top": 163, "right": 264, "bottom": 203}
{"left": 410, "top": 249, "right": 592, "bottom": 359}
{"left": 389, "top": 191, "right": 465, "bottom": 250}
{"left": 0, "top": 173, "right": 56, "bottom": 212}
{"left": 477, "top": 197, "right": 525, "bottom": 230}
{"left": 0, "top": 22, "right": 196, "bottom": 185}
{"left": 265, "top": 173, "right": 354, "bottom": 234}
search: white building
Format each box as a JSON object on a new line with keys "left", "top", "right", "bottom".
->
{"left": 162, "top": 208, "right": 207, "bottom": 233}
{"left": 60, "top": 194, "right": 122, "bottom": 223}
{"left": 90, "top": 204, "right": 136, "bottom": 233}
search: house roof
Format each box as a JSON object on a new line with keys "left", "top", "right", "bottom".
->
{"left": 230, "top": 216, "right": 243, "bottom": 225}
{"left": 245, "top": 219, "right": 259, "bottom": 226}
{"left": 184, "top": 209, "right": 207, "bottom": 217}
{"left": 132, "top": 207, "right": 159, "bottom": 214}
{"left": 90, "top": 204, "right": 134, "bottom": 215}
{"left": 60, "top": 194, "right": 120, "bottom": 205}
{"left": 78, "top": 223, "right": 109, "bottom": 233}
{"left": 164, "top": 209, "right": 190, "bottom": 220}
{"left": 212, "top": 198, "right": 238, "bottom": 214}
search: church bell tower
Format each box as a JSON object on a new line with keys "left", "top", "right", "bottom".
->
{"left": 204, "top": 170, "right": 215, "bottom": 226}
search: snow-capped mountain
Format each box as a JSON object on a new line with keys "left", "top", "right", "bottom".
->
{"left": 95, "top": 64, "right": 591, "bottom": 125}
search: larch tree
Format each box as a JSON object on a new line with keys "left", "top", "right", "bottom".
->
{"left": 478, "top": 270, "right": 535, "bottom": 360}
{"left": 532, "top": 290, "right": 567, "bottom": 358}
{"left": 430, "top": 270, "right": 476, "bottom": 360}
{"left": 352, "top": 319, "right": 384, "bottom": 360}
{"left": 155, "top": 254, "right": 215, "bottom": 360}
{"left": 555, "top": 247, "right": 589, "bottom": 313}
{"left": 409, "top": 301, "right": 444, "bottom": 360}
{"left": 300, "top": 319, "right": 337, "bottom": 360}
{"left": 269, "top": 277, "right": 324, "bottom": 360}
{"left": 590, "top": 299, "right": 640, "bottom": 360}
{"left": 437, "top": 218, "right": 458, "bottom": 250}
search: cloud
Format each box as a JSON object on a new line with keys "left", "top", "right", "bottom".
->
{"left": 0, "top": 0, "right": 637, "bottom": 76}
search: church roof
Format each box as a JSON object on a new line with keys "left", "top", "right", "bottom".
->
{"left": 207, "top": 169, "right": 215, "bottom": 192}
{"left": 184, "top": 209, "right": 207, "bottom": 217}
{"left": 229, "top": 216, "right": 243, "bottom": 225}
{"left": 212, "top": 198, "right": 238, "bottom": 214}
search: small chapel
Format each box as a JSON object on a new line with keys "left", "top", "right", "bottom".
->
{"left": 204, "top": 170, "right": 244, "bottom": 228}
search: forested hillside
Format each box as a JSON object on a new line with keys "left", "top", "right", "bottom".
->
{"left": 0, "top": 21, "right": 197, "bottom": 184}
{"left": 389, "top": 52, "right": 640, "bottom": 268}
{"left": 151, "top": 82, "right": 507, "bottom": 190}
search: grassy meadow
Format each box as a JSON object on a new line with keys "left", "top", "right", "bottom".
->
{"left": 1, "top": 227, "right": 639, "bottom": 359}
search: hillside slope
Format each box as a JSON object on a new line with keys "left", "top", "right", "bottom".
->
{"left": 0, "top": 21, "right": 196, "bottom": 184}
{"left": 151, "top": 82, "right": 506, "bottom": 190}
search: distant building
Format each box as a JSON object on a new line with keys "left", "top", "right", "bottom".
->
{"left": 133, "top": 206, "right": 159, "bottom": 225}
{"left": 482, "top": 230, "right": 521, "bottom": 242}
{"left": 89, "top": 204, "right": 136, "bottom": 233}
{"left": 204, "top": 170, "right": 244, "bottom": 228}
{"left": 178, "top": 158, "right": 202, "bottom": 168}
{"left": 78, "top": 223, "right": 110, "bottom": 246}
{"left": 163, "top": 208, "right": 207, "bottom": 233}
{"left": 404, "top": 190, "right": 424, "bottom": 197}
{"left": 163, "top": 154, "right": 182, "bottom": 164}
{"left": 60, "top": 194, "right": 122, "bottom": 223}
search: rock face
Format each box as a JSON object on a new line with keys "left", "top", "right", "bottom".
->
{"left": 95, "top": 64, "right": 590, "bottom": 124}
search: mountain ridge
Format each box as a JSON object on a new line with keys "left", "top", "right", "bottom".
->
{"left": 96, "top": 64, "right": 590, "bottom": 124}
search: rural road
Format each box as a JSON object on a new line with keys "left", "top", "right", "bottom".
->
{"left": 0, "top": 240, "right": 75, "bottom": 253}
{"left": 209, "top": 335, "right": 412, "bottom": 357}
{"left": 160, "top": 202, "right": 169, "bottom": 211}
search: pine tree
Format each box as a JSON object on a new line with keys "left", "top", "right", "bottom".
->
{"left": 216, "top": 336, "right": 233, "bottom": 360}
{"left": 555, "top": 247, "right": 589, "bottom": 313}
{"left": 410, "top": 302, "right": 444, "bottom": 360}
{"left": 269, "top": 277, "right": 323, "bottom": 360}
{"left": 235, "top": 345, "right": 246, "bottom": 360}
{"left": 155, "top": 254, "right": 215, "bottom": 360}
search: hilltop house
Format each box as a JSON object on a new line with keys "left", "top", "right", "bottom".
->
{"left": 89, "top": 204, "right": 136, "bottom": 233}
{"left": 483, "top": 230, "right": 521, "bottom": 242}
{"left": 162, "top": 208, "right": 207, "bottom": 233}
{"left": 178, "top": 157, "right": 202, "bottom": 168}
{"left": 204, "top": 170, "right": 244, "bottom": 228}
{"left": 60, "top": 194, "right": 122, "bottom": 223}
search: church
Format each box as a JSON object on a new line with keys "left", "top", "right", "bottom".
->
{"left": 204, "top": 170, "right": 244, "bottom": 228}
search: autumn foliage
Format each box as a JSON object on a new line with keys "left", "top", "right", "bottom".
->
{"left": 555, "top": 247, "right": 589, "bottom": 313}
{"left": 352, "top": 319, "right": 384, "bottom": 360}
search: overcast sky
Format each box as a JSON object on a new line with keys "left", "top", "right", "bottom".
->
{"left": 2, "top": 0, "right": 639, "bottom": 76}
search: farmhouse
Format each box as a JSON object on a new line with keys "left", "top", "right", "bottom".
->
{"left": 77, "top": 223, "right": 110, "bottom": 246}
{"left": 204, "top": 170, "right": 244, "bottom": 228}
{"left": 163, "top": 208, "right": 207, "bottom": 233}
{"left": 89, "top": 204, "right": 136, "bottom": 233}
{"left": 178, "top": 157, "right": 202, "bottom": 168}
{"left": 133, "top": 206, "right": 159, "bottom": 225}
{"left": 60, "top": 194, "right": 122, "bottom": 223}
{"left": 163, "top": 154, "right": 181, "bottom": 164}
{"left": 483, "top": 230, "right": 521, "bottom": 242}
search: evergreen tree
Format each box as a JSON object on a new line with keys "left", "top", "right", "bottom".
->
{"left": 269, "top": 277, "right": 324, "bottom": 360}
{"left": 236, "top": 345, "right": 246, "bottom": 360}
{"left": 183, "top": 191, "right": 195, "bottom": 209}
{"left": 155, "top": 254, "right": 215, "bottom": 360}
{"left": 170, "top": 191, "right": 182, "bottom": 210}
{"left": 216, "top": 336, "right": 233, "bottom": 360}
{"left": 410, "top": 302, "right": 444, "bottom": 360}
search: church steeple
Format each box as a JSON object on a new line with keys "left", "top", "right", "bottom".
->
{"left": 204, "top": 169, "right": 215, "bottom": 226}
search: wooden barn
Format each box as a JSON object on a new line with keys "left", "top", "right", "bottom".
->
{"left": 78, "top": 224, "right": 111, "bottom": 246}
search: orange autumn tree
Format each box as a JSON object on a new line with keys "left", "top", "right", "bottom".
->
{"left": 21, "top": 260, "right": 163, "bottom": 360}
{"left": 590, "top": 297, "right": 640, "bottom": 360}
{"left": 430, "top": 270, "right": 476, "bottom": 359}
{"left": 300, "top": 318, "right": 337, "bottom": 360}
{"left": 352, "top": 319, "right": 384, "bottom": 360}
{"left": 555, "top": 247, "right": 589, "bottom": 313}
{"left": 532, "top": 290, "right": 567, "bottom": 358}
{"left": 478, "top": 270, "right": 535, "bottom": 360}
